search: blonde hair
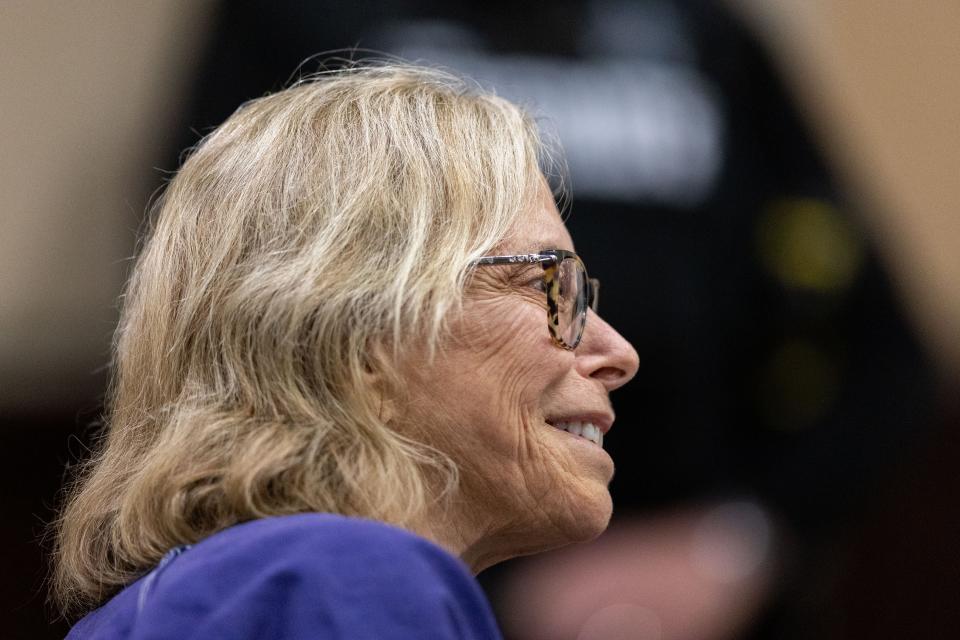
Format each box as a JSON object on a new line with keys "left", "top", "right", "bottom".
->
{"left": 52, "top": 62, "right": 551, "bottom": 615}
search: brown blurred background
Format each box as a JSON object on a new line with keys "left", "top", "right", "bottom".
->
{"left": 2, "top": 1, "right": 958, "bottom": 638}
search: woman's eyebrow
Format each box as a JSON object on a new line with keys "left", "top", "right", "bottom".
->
{"left": 490, "top": 242, "right": 566, "bottom": 255}
{"left": 536, "top": 241, "right": 574, "bottom": 253}
{"left": 508, "top": 244, "right": 559, "bottom": 254}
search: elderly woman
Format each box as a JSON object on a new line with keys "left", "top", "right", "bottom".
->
{"left": 54, "top": 63, "right": 638, "bottom": 639}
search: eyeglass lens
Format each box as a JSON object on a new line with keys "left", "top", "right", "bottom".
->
{"left": 557, "top": 257, "right": 590, "bottom": 348}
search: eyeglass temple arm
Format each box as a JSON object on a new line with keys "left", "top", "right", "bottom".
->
{"left": 470, "top": 253, "right": 556, "bottom": 267}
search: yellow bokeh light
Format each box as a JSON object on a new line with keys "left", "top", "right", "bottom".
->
{"left": 756, "top": 198, "right": 864, "bottom": 293}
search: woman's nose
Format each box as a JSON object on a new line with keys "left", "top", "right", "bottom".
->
{"left": 575, "top": 310, "right": 639, "bottom": 391}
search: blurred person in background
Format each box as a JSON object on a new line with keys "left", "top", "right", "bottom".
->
{"left": 52, "top": 63, "right": 638, "bottom": 638}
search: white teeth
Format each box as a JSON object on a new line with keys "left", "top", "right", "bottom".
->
{"left": 583, "top": 422, "right": 600, "bottom": 442}
{"left": 551, "top": 420, "right": 603, "bottom": 447}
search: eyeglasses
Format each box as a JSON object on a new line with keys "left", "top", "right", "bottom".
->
{"left": 470, "top": 249, "right": 599, "bottom": 350}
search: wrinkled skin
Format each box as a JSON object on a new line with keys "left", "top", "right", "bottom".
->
{"left": 398, "top": 183, "right": 639, "bottom": 573}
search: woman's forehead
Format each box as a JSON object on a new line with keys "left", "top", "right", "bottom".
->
{"left": 498, "top": 190, "right": 574, "bottom": 254}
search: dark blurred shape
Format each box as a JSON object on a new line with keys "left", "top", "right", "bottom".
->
{"left": 1, "top": 410, "right": 97, "bottom": 639}
{"left": 756, "top": 339, "right": 840, "bottom": 432}
{"left": 839, "top": 400, "right": 960, "bottom": 639}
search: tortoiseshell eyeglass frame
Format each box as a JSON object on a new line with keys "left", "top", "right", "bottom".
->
{"left": 470, "top": 249, "right": 600, "bottom": 350}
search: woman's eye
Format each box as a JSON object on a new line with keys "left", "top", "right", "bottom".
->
{"left": 527, "top": 277, "right": 546, "bottom": 293}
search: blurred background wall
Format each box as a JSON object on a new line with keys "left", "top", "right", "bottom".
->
{"left": 2, "top": 2, "right": 957, "bottom": 638}
{"left": 0, "top": 1, "right": 211, "bottom": 409}
{"left": 1, "top": 2, "right": 211, "bottom": 635}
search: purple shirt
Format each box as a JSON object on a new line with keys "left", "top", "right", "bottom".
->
{"left": 67, "top": 514, "right": 503, "bottom": 639}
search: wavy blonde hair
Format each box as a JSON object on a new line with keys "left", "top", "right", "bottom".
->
{"left": 52, "top": 62, "right": 552, "bottom": 615}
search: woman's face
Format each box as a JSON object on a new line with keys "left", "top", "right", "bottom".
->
{"left": 398, "top": 184, "right": 639, "bottom": 571}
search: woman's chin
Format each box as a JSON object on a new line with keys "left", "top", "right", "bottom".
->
{"left": 574, "top": 487, "right": 615, "bottom": 541}
{"left": 543, "top": 485, "right": 614, "bottom": 552}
